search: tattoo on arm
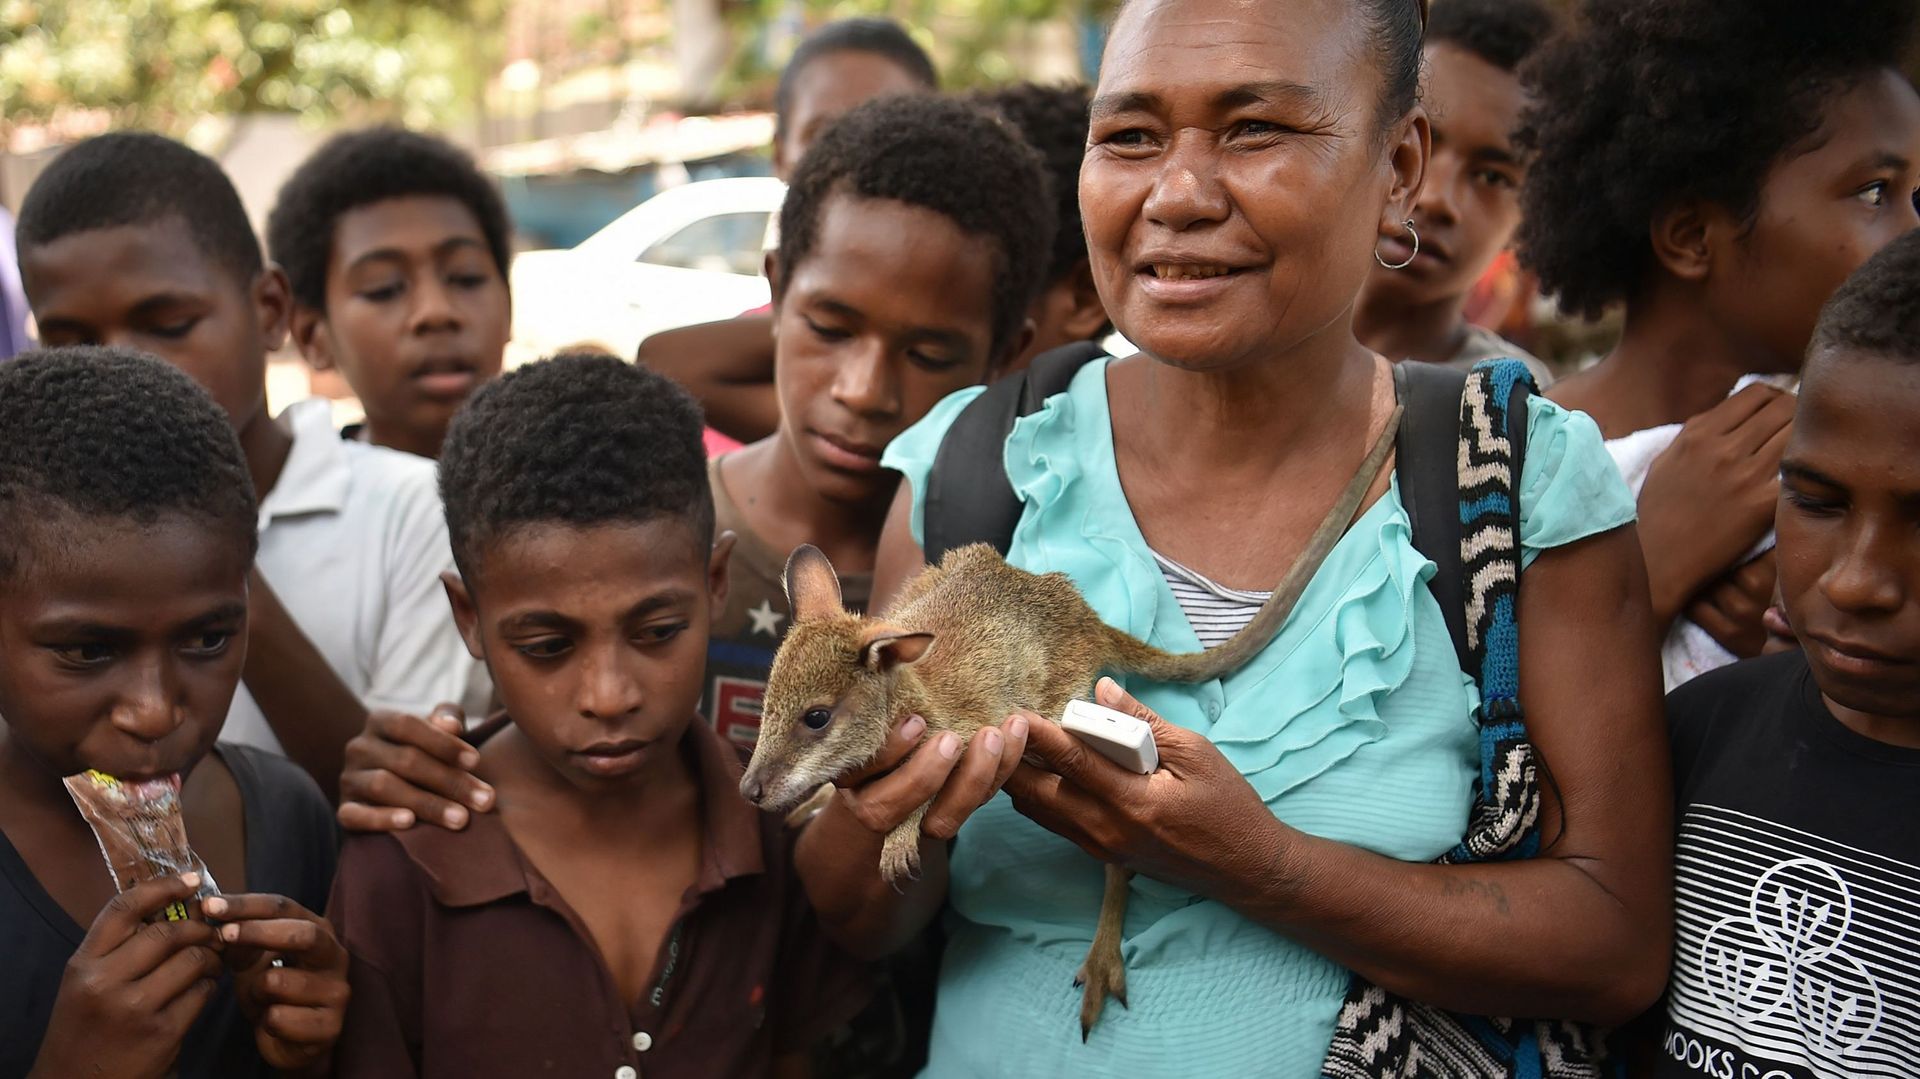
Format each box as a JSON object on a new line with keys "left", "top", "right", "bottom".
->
{"left": 1439, "top": 874, "right": 1511, "bottom": 916}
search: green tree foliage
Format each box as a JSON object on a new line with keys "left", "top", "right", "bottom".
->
{"left": 0, "top": 0, "right": 501, "bottom": 132}
{"left": 722, "top": 0, "right": 1118, "bottom": 97}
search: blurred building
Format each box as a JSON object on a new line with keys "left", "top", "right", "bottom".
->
{"left": 475, "top": 0, "right": 774, "bottom": 249}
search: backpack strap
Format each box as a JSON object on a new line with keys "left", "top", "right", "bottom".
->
{"left": 1457, "top": 359, "right": 1535, "bottom": 703}
{"left": 1392, "top": 361, "right": 1472, "bottom": 671}
{"left": 920, "top": 342, "right": 1108, "bottom": 562}
{"left": 1327, "top": 362, "right": 1575, "bottom": 1079}
{"left": 1393, "top": 359, "right": 1534, "bottom": 679}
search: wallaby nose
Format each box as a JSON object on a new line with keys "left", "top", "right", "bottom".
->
{"left": 740, "top": 776, "right": 764, "bottom": 805}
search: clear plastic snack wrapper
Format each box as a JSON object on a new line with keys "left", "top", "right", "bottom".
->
{"left": 63, "top": 770, "right": 218, "bottom": 922}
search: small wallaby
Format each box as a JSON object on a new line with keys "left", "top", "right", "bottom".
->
{"left": 739, "top": 406, "right": 1401, "bottom": 1039}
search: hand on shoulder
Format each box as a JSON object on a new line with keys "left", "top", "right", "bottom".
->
{"left": 336, "top": 704, "right": 495, "bottom": 834}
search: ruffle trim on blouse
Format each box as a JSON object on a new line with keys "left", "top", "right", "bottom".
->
{"left": 1000, "top": 363, "right": 1433, "bottom": 808}
{"left": 1211, "top": 509, "right": 1431, "bottom": 805}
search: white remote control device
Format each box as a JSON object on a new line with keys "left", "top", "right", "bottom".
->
{"left": 1060, "top": 698, "right": 1159, "bottom": 774}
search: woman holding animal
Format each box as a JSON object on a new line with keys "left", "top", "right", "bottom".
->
{"left": 791, "top": 0, "right": 1670, "bottom": 1074}
{"left": 328, "top": 0, "right": 1671, "bottom": 1072}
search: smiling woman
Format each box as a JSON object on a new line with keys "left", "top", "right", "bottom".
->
{"left": 790, "top": 0, "right": 1674, "bottom": 1074}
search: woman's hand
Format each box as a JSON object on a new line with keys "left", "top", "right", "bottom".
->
{"left": 1002, "top": 678, "right": 1284, "bottom": 900}
{"left": 834, "top": 712, "right": 1031, "bottom": 845}
{"left": 1638, "top": 384, "right": 1794, "bottom": 623}
{"left": 793, "top": 711, "right": 1029, "bottom": 959}
{"left": 205, "top": 893, "right": 351, "bottom": 1076}
{"left": 29, "top": 874, "right": 224, "bottom": 1079}
{"left": 336, "top": 705, "right": 495, "bottom": 833}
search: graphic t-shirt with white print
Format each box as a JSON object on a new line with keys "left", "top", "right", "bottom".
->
{"left": 1656, "top": 650, "right": 1920, "bottom": 1079}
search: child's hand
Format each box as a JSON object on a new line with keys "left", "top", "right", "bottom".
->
{"left": 1685, "top": 550, "right": 1778, "bottom": 659}
{"left": 30, "top": 874, "right": 223, "bottom": 1079}
{"left": 203, "top": 893, "right": 350, "bottom": 1074}
{"left": 337, "top": 703, "right": 494, "bottom": 833}
{"left": 1638, "top": 384, "right": 1794, "bottom": 623}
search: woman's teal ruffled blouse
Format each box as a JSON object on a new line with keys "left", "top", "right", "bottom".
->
{"left": 880, "top": 358, "right": 1636, "bottom": 1078}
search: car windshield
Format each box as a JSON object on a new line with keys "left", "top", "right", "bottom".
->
{"left": 638, "top": 211, "right": 771, "bottom": 276}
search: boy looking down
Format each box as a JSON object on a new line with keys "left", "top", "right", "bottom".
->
{"left": 326, "top": 352, "right": 868, "bottom": 1076}
{"left": 700, "top": 93, "right": 1053, "bottom": 749}
{"left": 1649, "top": 230, "right": 1920, "bottom": 1077}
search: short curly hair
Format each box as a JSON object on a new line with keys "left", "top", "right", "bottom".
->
{"left": 975, "top": 82, "right": 1093, "bottom": 288}
{"left": 439, "top": 351, "right": 713, "bottom": 579}
{"left": 0, "top": 346, "right": 257, "bottom": 581}
{"left": 267, "top": 127, "right": 513, "bottom": 312}
{"left": 775, "top": 94, "right": 1056, "bottom": 362}
{"left": 18, "top": 132, "right": 262, "bottom": 289}
{"left": 1426, "top": 0, "right": 1558, "bottom": 73}
{"left": 1517, "top": 0, "right": 1920, "bottom": 320}
{"left": 774, "top": 18, "right": 938, "bottom": 144}
{"left": 1812, "top": 228, "right": 1920, "bottom": 362}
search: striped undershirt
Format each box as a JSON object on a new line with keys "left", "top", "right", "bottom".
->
{"left": 1150, "top": 549, "right": 1272, "bottom": 648}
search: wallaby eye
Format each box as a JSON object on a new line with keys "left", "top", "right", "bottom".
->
{"left": 802, "top": 708, "right": 833, "bottom": 731}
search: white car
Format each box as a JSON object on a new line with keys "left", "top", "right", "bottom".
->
{"left": 507, "top": 176, "right": 786, "bottom": 366}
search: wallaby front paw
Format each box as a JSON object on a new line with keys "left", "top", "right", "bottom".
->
{"left": 878, "top": 823, "right": 922, "bottom": 885}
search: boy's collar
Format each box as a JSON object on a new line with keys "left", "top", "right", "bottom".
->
{"left": 256, "top": 398, "right": 352, "bottom": 525}
{"left": 393, "top": 716, "right": 768, "bottom": 909}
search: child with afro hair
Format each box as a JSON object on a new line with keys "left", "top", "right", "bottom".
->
{"left": 1519, "top": 0, "right": 1920, "bottom": 686}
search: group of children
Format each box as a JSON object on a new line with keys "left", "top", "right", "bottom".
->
{"left": 1, "top": 0, "right": 1918, "bottom": 1075}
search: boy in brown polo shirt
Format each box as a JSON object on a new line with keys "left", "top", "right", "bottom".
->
{"left": 325, "top": 352, "right": 868, "bottom": 1077}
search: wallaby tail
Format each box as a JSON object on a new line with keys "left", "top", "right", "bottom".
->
{"left": 1104, "top": 405, "right": 1404, "bottom": 685}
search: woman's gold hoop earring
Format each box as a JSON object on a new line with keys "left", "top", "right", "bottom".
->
{"left": 1375, "top": 219, "right": 1419, "bottom": 271}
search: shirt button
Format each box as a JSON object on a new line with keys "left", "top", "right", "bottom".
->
{"left": 632, "top": 1031, "right": 653, "bottom": 1052}
{"left": 1206, "top": 700, "right": 1221, "bottom": 720}
{"left": 616, "top": 1066, "right": 638, "bottom": 1079}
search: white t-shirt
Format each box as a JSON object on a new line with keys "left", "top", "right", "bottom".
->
{"left": 223, "top": 398, "right": 481, "bottom": 752}
{"left": 1604, "top": 375, "right": 1793, "bottom": 691}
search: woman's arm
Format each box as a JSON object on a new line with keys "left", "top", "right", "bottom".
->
{"left": 1006, "top": 525, "right": 1672, "bottom": 1025}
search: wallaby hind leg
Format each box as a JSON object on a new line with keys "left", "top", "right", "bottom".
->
{"left": 879, "top": 803, "right": 930, "bottom": 885}
{"left": 1074, "top": 864, "right": 1132, "bottom": 1040}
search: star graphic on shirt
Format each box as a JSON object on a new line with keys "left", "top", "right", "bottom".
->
{"left": 747, "top": 600, "right": 786, "bottom": 637}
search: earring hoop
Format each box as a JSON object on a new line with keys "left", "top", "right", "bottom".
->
{"left": 1375, "top": 219, "right": 1419, "bottom": 271}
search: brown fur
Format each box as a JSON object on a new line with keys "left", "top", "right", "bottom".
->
{"left": 738, "top": 404, "right": 1401, "bottom": 1038}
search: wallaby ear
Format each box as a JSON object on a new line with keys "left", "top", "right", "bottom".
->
{"left": 861, "top": 628, "right": 937, "bottom": 672}
{"left": 784, "top": 544, "right": 844, "bottom": 622}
